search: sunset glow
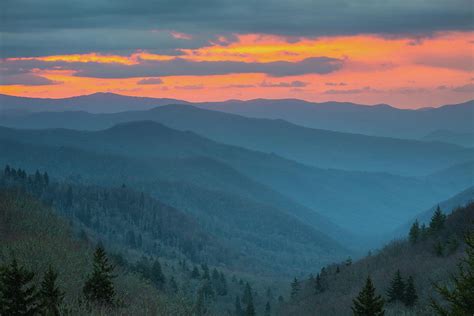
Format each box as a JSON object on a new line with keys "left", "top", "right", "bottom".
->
{"left": 1, "top": 31, "right": 473, "bottom": 108}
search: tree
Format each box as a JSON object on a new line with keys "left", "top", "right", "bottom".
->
{"left": 431, "top": 232, "right": 474, "bottom": 315}
{"left": 434, "top": 241, "right": 444, "bottom": 257}
{"left": 409, "top": 220, "right": 420, "bottom": 244}
{"left": 429, "top": 206, "right": 446, "bottom": 233}
{"left": 39, "top": 266, "right": 64, "bottom": 316}
{"left": 403, "top": 276, "right": 418, "bottom": 307}
{"left": 83, "top": 245, "right": 116, "bottom": 307}
{"left": 264, "top": 301, "right": 271, "bottom": 316}
{"left": 151, "top": 259, "right": 165, "bottom": 289}
{"left": 245, "top": 294, "right": 256, "bottom": 316}
{"left": 168, "top": 276, "right": 178, "bottom": 294}
{"left": 234, "top": 296, "right": 243, "bottom": 316}
{"left": 242, "top": 283, "right": 255, "bottom": 316}
{"left": 351, "top": 276, "right": 385, "bottom": 316}
{"left": 386, "top": 270, "right": 405, "bottom": 303}
{"left": 290, "top": 277, "right": 300, "bottom": 299}
{"left": 0, "top": 258, "right": 40, "bottom": 316}
{"left": 314, "top": 273, "right": 323, "bottom": 294}
{"left": 191, "top": 266, "right": 200, "bottom": 279}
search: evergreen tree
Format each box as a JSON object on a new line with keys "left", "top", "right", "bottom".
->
{"left": 201, "top": 263, "right": 210, "bottom": 280}
{"left": 234, "top": 295, "right": 243, "bottom": 316}
{"left": 429, "top": 206, "right": 446, "bottom": 233}
{"left": 351, "top": 276, "right": 385, "bottom": 316}
{"left": 434, "top": 241, "right": 444, "bottom": 257}
{"left": 242, "top": 282, "right": 253, "bottom": 305}
{"left": 431, "top": 232, "right": 474, "bottom": 315}
{"left": 403, "top": 276, "right": 418, "bottom": 307}
{"left": 264, "top": 301, "right": 271, "bottom": 316}
{"left": 409, "top": 220, "right": 420, "bottom": 244}
{"left": 314, "top": 273, "right": 323, "bottom": 294}
{"left": 83, "top": 246, "right": 116, "bottom": 307}
{"left": 191, "top": 266, "right": 200, "bottom": 279}
{"left": 245, "top": 293, "right": 256, "bottom": 316}
{"left": 151, "top": 259, "right": 166, "bottom": 289}
{"left": 386, "top": 270, "right": 405, "bottom": 303}
{"left": 0, "top": 259, "right": 40, "bottom": 316}
{"left": 168, "top": 276, "right": 178, "bottom": 294}
{"left": 39, "top": 266, "right": 64, "bottom": 316}
{"left": 290, "top": 277, "right": 300, "bottom": 299}
{"left": 43, "top": 172, "right": 49, "bottom": 186}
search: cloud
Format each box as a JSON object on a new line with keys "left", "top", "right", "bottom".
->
{"left": 325, "top": 82, "right": 347, "bottom": 86}
{"left": 452, "top": 83, "right": 474, "bottom": 93}
{"left": 175, "top": 84, "right": 204, "bottom": 90}
{"left": 74, "top": 57, "right": 343, "bottom": 78}
{"left": 323, "top": 86, "right": 379, "bottom": 94}
{"left": 1, "top": 0, "right": 472, "bottom": 57}
{"left": 0, "top": 74, "right": 60, "bottom": 86}
{"left": 260, "top": 80, "right": 309, "bottom": 87}
{"left": 137, "top": 77, "right": 163, "bottom": 85}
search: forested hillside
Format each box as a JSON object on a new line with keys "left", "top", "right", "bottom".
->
{"left": 0, "top": 188, "right": 192, "bottom": 315}
{"left": 279, "top": 203, "right": 474, "bottom": 315}
{"left": 0, "top": 122, "right": 470, "bottom": 238}
{"left": 0, "top": 167, "right": 296, "bottom": 315}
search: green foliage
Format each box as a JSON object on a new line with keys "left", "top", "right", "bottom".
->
{"left": 290, "top": 277, "right": 300, "bottom": 299}
{"left": 429, "top": 206, "right": 447, "bottom": 233}
{"left": 351, "top": 276, "right": 385, "bottom": 316}
{"left": 39, "top": 265, "right": 64, "bottom": 316}
{"left": 83, "top": 245, "right": 117, "bottom": 307}
{"left": 409, "top": 220, "right": 420, "bottom": 244}
{"left": 151, "top": 259, "right": 166, "bottom": 290}
{"left": 386, "top": 270, "right": 405, "bottom": 303}
{"left": 264, "top": 301, "right": 271, "bottom": 316}
{"left": 0, "top": 258, "right": 40, "bottom": 316}
{"left": 403, "top": 276, "right": 418, "bottom": 307}
{"left": 431, "top": 232, "right": 474, "bottom": 315}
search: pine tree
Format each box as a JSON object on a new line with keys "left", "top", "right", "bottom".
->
{"left": 264, "top": 301, "right": 271, "bottom": 316}
{"left": 151, "top": 259, "right": 166, "bottom": 289}
{"left": 403, "top": 276, "right": 418, "bottom": 307}
{"left": 386, "top": 270, "right": 405, "bottom": 303}
{"left": 290, "top": 277, "right": 300, "bottom": 299}
{"left": 191, "top": 266, "right": 200, "bottom": 279}
{"left": 431, "top": 232, "right": 474, "bottom": 315}
{"left": 83, "top": 245, "right": 116, "bottom": 307}
{"left": 168, "top": 276, "right": 178, "bottom": 294}
{"left": 39, "top": 266, "right": 64, "bottom": 316}
{"left": 245, "top": 294, "right": 256, "bottom": 316}
{"left": 409, "top": 220, "right": 420, "bottom": 244}
{"left": 351, "top": 276, "right": 385, "bottom": 316}
{"left": 434, "top": 241, "right": 444, "bottom": 257}
{"left": 242, "top": 282, "right": 253, "bottom": 305}
{"left": 0, "top": 259, "right": 40, "bottom": 316}
{"left": 429, "top": 206, "right": 446, "bottom": 233}
{"left": 234, "top": 295, "right": 243, "bottom": 316}
{"left": 314, "top": 273, "right": 323, "bottom": 294}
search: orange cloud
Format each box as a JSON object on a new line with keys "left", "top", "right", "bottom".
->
{"left": 1, "top": 31, "right": 473, "bottom": 108}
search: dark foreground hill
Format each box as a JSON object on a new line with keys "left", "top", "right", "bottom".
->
{"left": 0, "top": 188, "right": 193, "bottom": 315}
{"left": 279, "top": 202, "right": 474, "bottom": 316}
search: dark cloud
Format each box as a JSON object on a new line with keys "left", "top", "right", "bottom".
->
{"left": 0, "top": 74, "right": 60, "bottom": 86}
{"left": 325, "top": 82, "right": 347, "bottom": 86}
{"left": 137, "top": 77, "right": 163, "bottom": 85}
{"left": 260, "top": 80, "right": 309, "bottom": 87}
{"left": 452, "top": 83, "right": 474, "bottom": 93}
{"left": 323, "top": 86, "right": 379, "bottom": 94}
{"left": 74, "top": 57, "right": 343, "bottom": 78}
{"left": 1, "top": 0, "right": 472, "bottom": 57}
{"left": 1, "top": 56, "right": 342, "bottom": 78}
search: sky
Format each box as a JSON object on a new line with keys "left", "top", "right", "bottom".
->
{"left": 0, "top": 0, "right": 473, "bottom": 108}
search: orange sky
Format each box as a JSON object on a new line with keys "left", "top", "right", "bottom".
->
{"left": 1, "top": 31, "right": 473, "bottom": 108}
